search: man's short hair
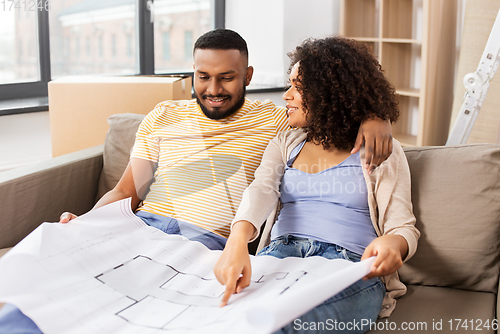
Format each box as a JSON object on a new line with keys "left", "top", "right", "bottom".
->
{"left": 193, "top": 29, "right": 248, "bottom": 58}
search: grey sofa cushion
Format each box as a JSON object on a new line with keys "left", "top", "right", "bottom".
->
{"left": 97, "top": 113, "right": 145, "bottom": 199}
{"left": 399, "top": 144, "right": 500, "bottom": 293}
{"left": 369, "top": 285, "right": 496, "bottom": 333}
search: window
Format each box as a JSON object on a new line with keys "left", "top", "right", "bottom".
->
{"left": 1, "top": 0, "right": 224, "bottom": 115}
{"left": 0, "top": 11, "right": 40, "bottom": 85}
{"left": 98, "top": 35, "right": 103, "bottom": 58}
{"left": 162, "top": 31, "right": 170, "bottom": 61}
{"left": 154, "top": 0, "right": 212, "bottom": 74}
{"left": 112, "top": 34, "right": 117, "bottom": 58}
{"left": 126, "top": 33, "right": 133, "bottom": 57}
{"left": 49, "top": 0, "right": 136, "bottom": 77}
{"left": 75, "top": 36, "right": 80, "bottom": 58}
{"left": 18, "top": 41, "right": 23, "bottom": 59}
{"left": 86, "top": 36, "right": 91, "bottom": 57}
{"left": 184, "top": 31, "right": 193, "bottom": 62}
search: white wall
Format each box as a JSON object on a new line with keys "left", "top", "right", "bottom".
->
{"left": 282, "top": 0, "right": 340, "bottom": 70}
{"left": 225, "top": 0, "right": 286, "bottom": 88}
{"left": 247, "top": 90, "right": 287, "bottom": 108}
{"left": 225, "top": 0, "right": 340, "bottom": 91}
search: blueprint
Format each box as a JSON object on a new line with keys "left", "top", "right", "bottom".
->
{"left": 0, "top": 198, "right": 375, "bottom": 334}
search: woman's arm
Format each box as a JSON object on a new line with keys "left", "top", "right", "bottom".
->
{"left": 213, "top": 220, "right": 256, "bottom": 306}
{"left": 361, "top": 140, "right": 420, "bottom": 278}
{"left": 377, "top": 141, "right": 420, "bottom": 261}
{"left": 213, "top": 132, "right": 298, "bottom": 305}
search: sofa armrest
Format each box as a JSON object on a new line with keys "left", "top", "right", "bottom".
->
{"left": 497, "top": 279, "right": 500, "bottom": 321}
{"left": 0, "top": 145, "right": 104, "bottom": 249}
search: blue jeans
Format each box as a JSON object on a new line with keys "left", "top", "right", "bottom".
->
{"left": 258, "top": 235, "right": 386, "bottom": 334}
{"left": 0, "top": 212, "right": 226, "bottom": 334}
{"left": 135, "top": 210, "right": 227, "bottom": 251}
{"left": 0, "top": 303, "right": 41, "bottom": 334}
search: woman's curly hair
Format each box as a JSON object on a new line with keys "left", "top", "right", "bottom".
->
{"left": 288, "top": 37, "right": 399, "bottom": 150}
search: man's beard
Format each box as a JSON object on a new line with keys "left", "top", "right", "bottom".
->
{"left": 195, "top": 86, "right": 246, "bottom": 120}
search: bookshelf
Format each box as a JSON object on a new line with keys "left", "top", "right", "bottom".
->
{"left": 340, "top": 0, "right": 457, "bottom": 146}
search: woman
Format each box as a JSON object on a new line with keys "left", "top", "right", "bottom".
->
{"left": 214, "top": 37, "right": 419, "bottom": 334}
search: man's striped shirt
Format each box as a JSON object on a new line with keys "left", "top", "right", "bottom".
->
{"left": 131, "top": 98, "right": 288, "bottom": 237}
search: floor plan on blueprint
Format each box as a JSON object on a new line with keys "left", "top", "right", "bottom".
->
{"left": 0, "top": 198, "right": 374, "bottom": 334}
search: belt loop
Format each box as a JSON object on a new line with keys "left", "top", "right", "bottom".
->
{"left": 283, "top": 234, "right": 289, "bottom": 245}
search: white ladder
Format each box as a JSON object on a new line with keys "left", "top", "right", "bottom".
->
{"left": 446, "top": 9, "right": 500, "bottom": 145}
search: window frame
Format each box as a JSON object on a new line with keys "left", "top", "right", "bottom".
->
{"left": 0, "top": 0, "right": 226, "bottom": 116}
{"left": 0, "top": 9, "right": 50, "bottom": 114}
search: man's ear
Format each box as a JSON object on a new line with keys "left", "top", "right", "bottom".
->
{"left": 245, "top": 66, "right": 254, "bottom": 86}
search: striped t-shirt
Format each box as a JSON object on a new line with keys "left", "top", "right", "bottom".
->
{"left": 131, "top": 98, "right": 289, "bottom": 238}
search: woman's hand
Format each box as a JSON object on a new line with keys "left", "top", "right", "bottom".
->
{"left": 361, "top": 234, "right": 408, "bottom": 279}
{"left": 213, "top": 221, "right": 256, "bottom": 307}
{"left": 59, "top": 212, "right": 78, "bottom": 223}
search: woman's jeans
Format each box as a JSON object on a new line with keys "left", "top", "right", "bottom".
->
{"left": 258, "top": 234, "right": 386, "bottom": 334}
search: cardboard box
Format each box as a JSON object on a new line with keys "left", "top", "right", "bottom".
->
{"left": 49, "top": 75, "right": 192, "bottom": 157}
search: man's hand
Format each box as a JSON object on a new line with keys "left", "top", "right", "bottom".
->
{"left": 59, "top": 212, "right": 78, "bottom": 224}
{"left": 213, "top": 221, "right": 255, "bottom": 307}
{"left": 351, "top": 118, "right": 393, "bottom": 174}
{"left": 361, "top": 234, "right": 408, "bottom": 280}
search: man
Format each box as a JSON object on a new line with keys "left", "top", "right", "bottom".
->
{"left": 0, "top": 29, "right": 393, "bottom": 332}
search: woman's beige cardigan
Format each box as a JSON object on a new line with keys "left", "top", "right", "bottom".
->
{"left": 232, "top": 129, "right": 420, "bottom": 317}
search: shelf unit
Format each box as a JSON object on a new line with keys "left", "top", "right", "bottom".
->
{"left": 340, "top": 0, "right": 457, "bottom": 146}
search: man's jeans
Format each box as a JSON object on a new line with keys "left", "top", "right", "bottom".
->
{"left": 258, "top": 235, "right": 386, "bottom": 334}
{"left": 135, "top": 210, "right": 227, "bottom": 251}
{"left": 0, "top": 212, "right": 226, "bottom": 333}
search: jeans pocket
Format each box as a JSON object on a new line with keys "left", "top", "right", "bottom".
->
{"left": 257, "top": 238, "right": 281, "bottom": 256}
{"left": 341, "top": 248, "right": 362, "bottom": 262}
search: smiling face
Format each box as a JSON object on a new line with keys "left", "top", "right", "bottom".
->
{"left": 193, "top": 49, "right": 254, "bottom": 120}
{"left": 283, "top": 63, "right": 308, "bottom": 128}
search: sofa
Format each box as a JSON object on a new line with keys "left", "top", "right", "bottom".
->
{"left": 1, "top": 113, "right": 499, "bottom": 333}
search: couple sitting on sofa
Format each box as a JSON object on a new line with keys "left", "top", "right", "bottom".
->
{"left": 0, "top": 29, "right": 418, "bottom": 334}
